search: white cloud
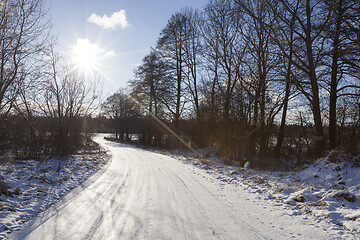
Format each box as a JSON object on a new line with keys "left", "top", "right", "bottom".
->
{"left": 87, "top": 10, "right": 129, "bottom": 30}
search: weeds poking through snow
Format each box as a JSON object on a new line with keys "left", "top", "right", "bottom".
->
{"left": 0, "top": 181, "right": 11, "bottom": 197}
{"left": 12, "top": 187, "right": 21, "bottom": 196}
{"left": 333, "top": 192, "right": 357, "bottom": 203}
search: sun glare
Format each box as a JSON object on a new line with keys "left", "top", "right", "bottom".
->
{"left": 72, "top": 39, "right": 102, "bottom": 76}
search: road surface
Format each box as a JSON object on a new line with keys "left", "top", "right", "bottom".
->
{"left": 9, "top": 136, "right": 345, "bottom": 239}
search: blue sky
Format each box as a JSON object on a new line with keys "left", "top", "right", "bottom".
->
{"left": 49, "top": 0, "right": 208, "bottom": 96}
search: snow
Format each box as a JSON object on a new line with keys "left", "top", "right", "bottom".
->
{"left": 5, "top": 135, "right": 359, "bottom": 239}
{"left": 0, "top": 148, "right": 109, "bottom": 239}
{"left": 165, "top": 148, "right": 360, "bottom": 235}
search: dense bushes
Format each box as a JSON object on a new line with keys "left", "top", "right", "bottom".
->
{"left": 0, "top": 115, "right": 95, "bottom": 157}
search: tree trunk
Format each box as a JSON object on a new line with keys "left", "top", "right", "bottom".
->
{"left": 275, "top": 78, "right": 291, "bottom": 158}
{"left": 259, "top": 74, "right": 267, "bottom": 158}
{"left": 329, "top": 0, "right": 342, "bottom": 150}
{"left": 275, "top": 21, "right": 294, "bottom": 158}
{"left": 305, "top": 0, "right": 324, "bottom": 155}
{"left": 175, "top": 44, "right": 182, "bottom": 132}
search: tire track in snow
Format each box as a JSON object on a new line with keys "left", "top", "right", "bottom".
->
{"left": 165, "top": 161, "right": 271, "bottom": 239}
{"left": 83, "top": 213, "right": 103, "bottom": 240}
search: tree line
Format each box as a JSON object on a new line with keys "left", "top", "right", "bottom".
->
{"left": 0, "top": 0, "right": 100, "bottom": 158}
{"left": 102, "top": 0, "right": 360, "bottom": 167}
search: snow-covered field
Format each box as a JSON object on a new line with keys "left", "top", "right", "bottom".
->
{"left": 0, "top": 148, "right": 109, "bottom": 239}
{"left": 4, "top": 135, "right": 358, "bottom": 239}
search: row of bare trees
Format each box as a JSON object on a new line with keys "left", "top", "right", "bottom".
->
{"left": 0, "top": 0, "right": 100, "bottom": 157}
{"left": 104, "top": 0, "right": 360, "bottom": 166}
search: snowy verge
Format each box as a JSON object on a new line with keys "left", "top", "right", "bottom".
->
{"left": 0, "top": 148, "right": 110, "bottom": 239}
{"left": 150, "top": 147, "right": 360, "bottom": 234}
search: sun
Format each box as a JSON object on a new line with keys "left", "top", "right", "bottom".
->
{"left": 70, "top": 38, "right": 116, "bottom": 82}
{"left": 72, "top": 39, "right": 101, "bottom": 76}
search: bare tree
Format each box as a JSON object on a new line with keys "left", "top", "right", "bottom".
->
{"left": 259, "top": 1, "right": 298, "bottom": 158}
{"left": 235, "top": 0, "right": 283, "bottom": 159}
{"left": 157, "top": 12, "right": 187, "bottom": 131}
{"left": 0, "top": 0, "right": 50, "bottom": 123}
{"left": 322, "top": 0, "right": 360, "bottom": 150}
{"left": 182, "top": 8, "right": 204, "bottom": 145}
{"left": 204, "top": 0, "right": 245, "bottom": 125}
{"left": 262, "top": 0, "right": 332, "bottom": 156}
{"left": 38, "top": 44, "right": 101, "bottom": 155}
{"left": 131, "top": 48, "right": 171, "bottom": 118}
{"left": 101, "top": 89, "right": 140, "bottom": 141}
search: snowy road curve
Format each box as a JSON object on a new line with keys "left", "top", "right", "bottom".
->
{"left": 9, "top": 136, "right": 348, "bottom": 239}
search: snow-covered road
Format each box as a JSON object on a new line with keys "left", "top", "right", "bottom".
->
{"left": 8, "top": 136, "right": 351, "bottom": 239}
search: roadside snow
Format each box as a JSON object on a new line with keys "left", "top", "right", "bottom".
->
{"left": 0, "top": 150, "right": 109, "bottom": 239}
{"left": 162, "top": 148, "right": 360, "bottom": 235}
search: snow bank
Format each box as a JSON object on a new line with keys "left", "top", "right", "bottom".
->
{"left": 0, "top": 151, "right": 109, "bottom": 239}
{"left": 165, "top": 148, "right": 360, "bottom": 234}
